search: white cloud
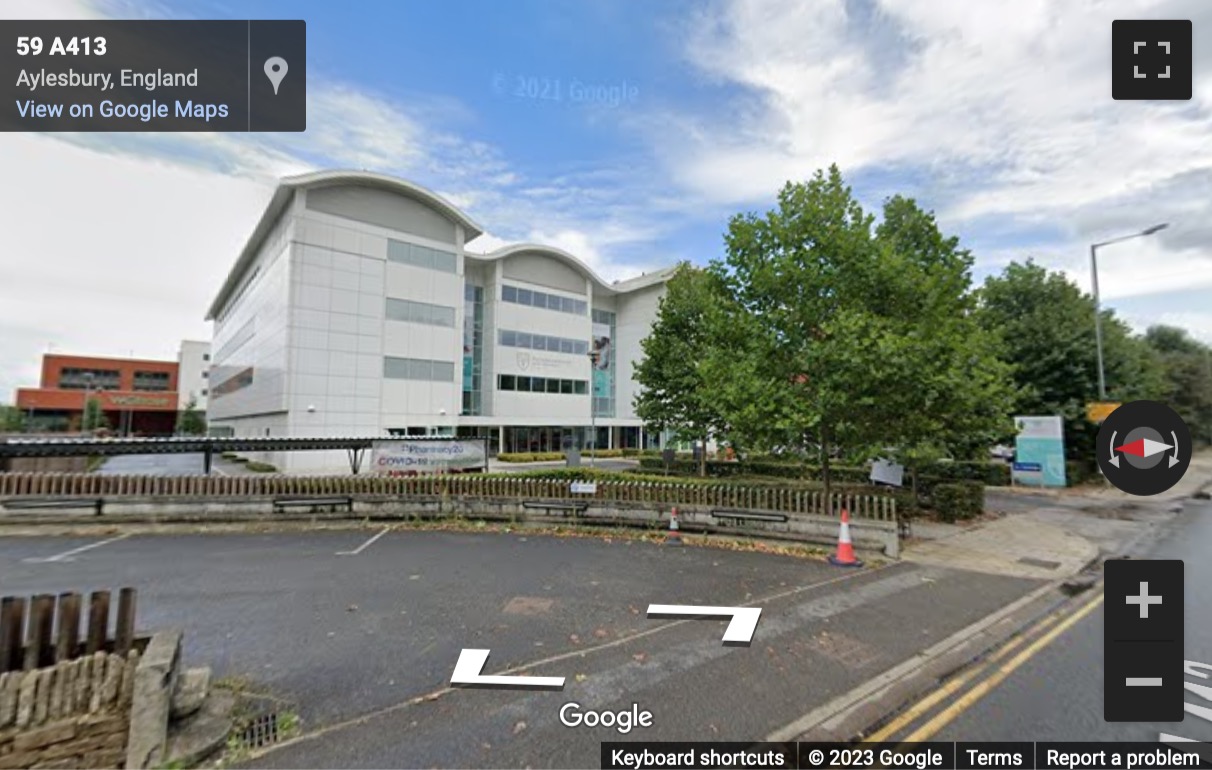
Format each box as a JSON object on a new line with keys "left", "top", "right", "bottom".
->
{"left": 652, "top": 0, "right": 1212, "bottom": 339}
{"left": 0, "top": 133, "right": 274, "bottom": 400}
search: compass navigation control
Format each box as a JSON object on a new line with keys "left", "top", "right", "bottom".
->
{"left": 1097, "top": 400, "right": 1191, "bottom": 496}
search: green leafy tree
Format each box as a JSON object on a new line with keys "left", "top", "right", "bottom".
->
{"left": 1144, "top": 325, "right": 1212, "bottom": 444}
{"left": 871, "top": 196, "right": 1016, "bottom": 489}
{"left": 176, "top": 396, "right": 208, "bottom": 436}
{"left": 705, "top": 166, "right": 1012, "bottom": 503}
{"left": 81, "top": 397, "right": 108, "bottom": 432}
{"left": 976, "top": 260, "right": 1166, "bottom": 466}
{"left": 633, "top": 262, "right": 732, "bottom": 476}
{"left": 0, "top": 405, "right": 26, "bottom": 432}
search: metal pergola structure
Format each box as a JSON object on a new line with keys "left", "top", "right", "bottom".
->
{"left": 0, "top": 435, "right": 490, "bottom": 475}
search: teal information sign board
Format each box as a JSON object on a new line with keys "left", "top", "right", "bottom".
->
{"left": 1013, "top": 415, "right": 1067, "bottom": 487}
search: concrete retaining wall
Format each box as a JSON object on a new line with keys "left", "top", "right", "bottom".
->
{"left": 0, "top": 651, "right": 138, "bottom": 770}
{"left": 0, "top": 496, "right": 900, "bottom": 557}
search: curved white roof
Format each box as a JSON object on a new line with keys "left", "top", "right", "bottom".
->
{"left": 208, "top": 171, "right": 485, "bottom": 320}
{"left": 466, "top": 243, "right": 674, "bottom": 295}
{"left": 207, "top": 170, "right": 671, "bottom": 319}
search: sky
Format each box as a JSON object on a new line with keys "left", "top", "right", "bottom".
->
{"left": 2, "top": 0, "right": 1211, "bottom": 402}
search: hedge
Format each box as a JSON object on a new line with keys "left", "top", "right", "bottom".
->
{"left": 933, "top": 481, "right": 985, "bottom": 522}
{"left": 636, "top": 457, "right": 1009, "bottom": 486}
{"left": 245, "top": 461, "right": 279, "bottom": 473}
{"left": 498, "top": 449, "right": 627, "bottom": 462}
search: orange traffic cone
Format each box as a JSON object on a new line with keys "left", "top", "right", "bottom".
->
{"left": 828, "top": 508, "right": 863, "bottom": 567}
{"left": 666, "top": 507, "right": 683, "bottom": 545}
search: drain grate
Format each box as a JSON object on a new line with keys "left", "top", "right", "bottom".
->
{"left": 236, "top": 712, "right": 284, "bottom": 751}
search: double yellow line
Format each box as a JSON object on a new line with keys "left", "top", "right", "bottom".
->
{"left": 865, "top": 589, "right": 1105, "bottom": 743}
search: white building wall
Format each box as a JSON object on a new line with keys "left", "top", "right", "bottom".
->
{"left": 207, "top": 218, "right": 292, "bottom": 424}
{"left": 176, "top": 340, "right": 211, "bottom": 410}
{"left": 208, "top": 175, "right": 674, "bottom": 472}
{"left": 490, "top": 281, "right": 594, "bottom": 424}
{"left": 614, "top": 284, "right": 665, "bottom": 421}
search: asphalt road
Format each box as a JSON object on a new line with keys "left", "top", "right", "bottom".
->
{"left": 870, "top": 497, "right": 1212, "bottom": 746}
{"left": 0, "top": 527, "right": 1043, "bottom": 768}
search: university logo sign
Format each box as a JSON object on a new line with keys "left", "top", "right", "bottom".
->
{"left": 517, "top": 352, "right": 531, "bottom": 371}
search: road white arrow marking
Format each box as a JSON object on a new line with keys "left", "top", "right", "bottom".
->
{"left": 449, "top": 649, "right": 565, "bottom": 691}
{"left": 1160, "top": 660, "right": 1212, "bottom": 756}
{"left": 647, "top": 604, "right": 762, "bottom": 645}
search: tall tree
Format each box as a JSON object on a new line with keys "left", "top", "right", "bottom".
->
{"left": 705, "top": 166, "right": 1011, "bottom": 503}
{"left": 632, "top": 262, "right": 732, "bottom": 476}
{"left": 976, "top": 260, "right": 1165, "bottom": 465}
{"left": 872, "top": 196, "right": 1016, "bottom": 486}
{"left": 1144, "top": 325, "right": 1212, "bottom": 444}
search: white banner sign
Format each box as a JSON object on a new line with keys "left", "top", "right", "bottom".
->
{"left": 371, "top": 439, "right": 487, "bottom": 475}
{"left": 870, "top": 458, "right": 904, "bottom": 487}
{"left": 570, "top": 482, "right": 597, "bottom": 494}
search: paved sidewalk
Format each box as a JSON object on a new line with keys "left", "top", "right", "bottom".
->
{"left": 900, "top": 516, "right": 1098, "bottom": 578}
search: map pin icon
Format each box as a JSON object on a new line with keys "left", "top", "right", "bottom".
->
{"left": 264, "top": 57, "right": 288, "bottom": 95}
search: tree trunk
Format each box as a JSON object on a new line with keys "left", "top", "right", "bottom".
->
{"left": 911, "top": 466, "right": 919, "bottom": 501}
{"left": 699, "top": 435, "right": 708, "bottom": 477}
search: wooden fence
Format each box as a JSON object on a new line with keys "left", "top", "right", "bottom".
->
{"left": 0, "top": 473, "right": 897, "bottom": 521}
{"left": 0, "top": 589, "right": 137, "bottom": 673}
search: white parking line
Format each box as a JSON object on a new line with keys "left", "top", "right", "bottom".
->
{"left": 22, "top": 534, "right": 130, "bottom": 564}
{"left": 336, "top": 527, "right": 391, "bottom": 556}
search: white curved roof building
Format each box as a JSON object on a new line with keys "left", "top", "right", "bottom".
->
{"left": 204, "top": 170, "right": 675, "bottom": 470}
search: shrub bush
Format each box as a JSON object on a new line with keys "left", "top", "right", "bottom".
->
{"left": 497, "top": 452, "right": 565, "bottom": 462}
{"left": 1065, "top": 459, "right": 1102, "bottom": 486}
{"left": 923, "top": 461, "right": 1011, "bottom": 486}
{"left": 933, "top": 481, "right": 985, "bottom": 522}
{"left": 245, "top": 461, "right": 278, "bottom": 473}
{"left": 497, "top": 449, "right": 627, "bottom": 463}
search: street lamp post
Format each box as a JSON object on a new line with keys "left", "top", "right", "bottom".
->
{"left": 1090, "top": 223, "right": 1168, "bottom": 400}
{"left": 587, "top": 347, "right": 599, "bottom": 468}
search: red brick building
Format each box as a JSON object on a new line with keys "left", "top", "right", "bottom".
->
{"left": 14, "top": 354, "right": 182, "bottom": 435}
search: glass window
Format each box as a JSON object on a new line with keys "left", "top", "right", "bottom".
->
{"left": 387, "top": 239, "right": 409, "bottom": 265}
{"left": 575, "top": 340, "right": 588, "bottom": 355}
{"left": 499, "top": 375, "right": 515, "bottom": 391}
{"left": 516, "top": 288, "right": 531, "bottom": 305}
{"left": 385, "top": 298, "right": 404, "bottom": 321}
{"left": 502, "top": 285, "right": 517, "bottom": 302}
{"left": 406, "top": 359, "right": 430, "bottom": 380}
{"left": 435, "top": 305, "right": 456, "bottom": 327}
{"left": 201, "top": 388, "right": 209, "bottom": 396}
{"left": 574, "top": 380, "right": 587, "bottom": 395}
{"left": 576, "top": 300, "right": 588, "bottom": 315}
{"left": 517, "top": 376, "right": 531, "bottom": 392}
{"left": 532, "top": 335, "right": 547, "bottom": 351}
{"left": 558, "top": 339, "right": 571, "bottom": 354}
{"left": 431, "top": 361, "right": 455, "bottom": 381}
{"left": 516, "top": 332, "right": 531, "bottom": 348}
{"left": 559, "top": 297, "right": 573, "bottom": 313}
{"left": 560, "top": 379, "right": 573, "bottom": 394}
{"left": 500, "top": 330, "right": 516, "bottom": 347}
{"left": 202, "top": 353, "right": 210, "bottom": 361}
{"left": 546, "top": 379, "right": 560, "bottom": 393}
{"left": 434, "top": 250, "right": 456, "bottom": 273}
{"left": 383, "top": 357, "right": 405, "bottom": 378}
